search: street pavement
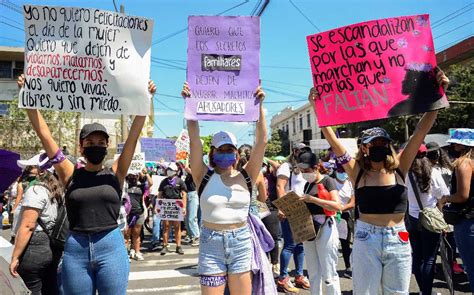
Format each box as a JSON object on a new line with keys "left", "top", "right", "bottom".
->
{"left": 1, "top": 228, "right": 471, "bottom": 294}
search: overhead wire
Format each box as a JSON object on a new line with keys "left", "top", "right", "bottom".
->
{"left": 434, "top": 21, "right": 474, "bottom": 39}
{"left": 431, "top": 3, "right": 473, "bottom": 26}
{"left": 288, "top": 0, "right": 322, "bottom": 32}
{"left": 432, "top": 7, "right": 473, "bottom": 29}
{"left": 0, "top": 20, "right": 24, "bottom": 31}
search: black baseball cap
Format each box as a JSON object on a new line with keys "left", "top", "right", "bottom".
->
{"left": 80, "top": 123, "right": 109, "bottom": 141}
{"left": 425, "top": 142, "right": 440, "bottom": 152}
{"left": 297, "top": 151, "right": 319, "bottom": 169}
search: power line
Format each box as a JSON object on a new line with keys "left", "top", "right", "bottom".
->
{"left": 250, "top": 0, "right": 263, "bottom": 15}
{"left": 0, "top": 20, "right": 24, "bottom": 31}
{"left": 434, "top": 21, "right": 474, "bottom": 39}
{"left": 437, "top": 34, "right": 473, "bottom": 52}
{"left": 112, "top": 0, "right": 118, "bottom": 12}
{"left": 262, "top": 64, "right": 308, "bottom": 70}
{"left": 0, "top": 1, "right": 22, "bottom": 14}
{"left": 432, "top": 7, "right": 473, "bottom": 29}
{"left": 152, "top": 0, "right": 250, "bottom": 46}
{"left": 151, "top": 59, "right": 186, "bottom": 70}
{"left": 288, "top": 0, "right": 322, "bottom": 32}
{"left": 0, "top": 36, "right": 22, "bottom": 43}
{"left": 431, "top": 3, "right": 473, "bottom": 25}
{"left": 1, "top": 15, "right": 23, "bottom": 26}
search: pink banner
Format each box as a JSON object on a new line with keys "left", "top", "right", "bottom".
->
{"left": 307, "top": 15, "right": 448, "bottom": 127}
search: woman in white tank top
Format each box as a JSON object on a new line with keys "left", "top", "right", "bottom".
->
{"left": 182, "top": 82, "right": 267, "bottom": 295}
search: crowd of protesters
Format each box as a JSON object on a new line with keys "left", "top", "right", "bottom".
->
{"left": 1, "top": 68, "right": 473, "bottom": 295}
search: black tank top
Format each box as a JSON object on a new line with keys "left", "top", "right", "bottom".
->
{"left": 354, "top": 168, "right": 408, "bottom": 215}
{"left": 449, "top": 167, "right": 474, "bottom": 211}
{"left": 65, "top": 168, "right": 122, "bottom": 233}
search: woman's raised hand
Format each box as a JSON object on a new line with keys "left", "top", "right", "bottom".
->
{"left": 435, "top": 67, "right": 449, "bottom": 92}
{"left": 308, "top": 87, "right": 318, "bottom": 106}
{"left": 181, "top": 82, "right": 191, "bottom": 99}
{"left": 17, "top": 74, "right": 25, "bottom": 89}
{"left": 255, "top": 86, "right": 265, "bottom": 102}
{"left": 148, "top": 80, "right": 157, "bottom": 96}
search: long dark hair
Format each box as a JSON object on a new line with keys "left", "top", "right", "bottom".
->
{"left": 237, "top": 144, "right": 252, "bottom": 171}
{"left": 31, "top": 172, "right": 63, "bottom": 202}
{"left": 438, "top": 148, "right": 453, "bottom": 171}
{"left": 411, "top": 157, "right": 433, "bottom": 193}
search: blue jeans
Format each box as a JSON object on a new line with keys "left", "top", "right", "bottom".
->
{"left": 185, "top": 191, "right": 200, "bottom": 238}
{"left": 407, "top": 215, "right": 441, "bottom": 295}
{"left": 454, "top": 218, "right": 474, "bottom": 292}
{"left": 61, "top": 228, "right": 129, "bottom": 295}
{"left": 152, "top": 215, "right": 161, "bottom": 244}
{"left": 352, "top": 220, "right": 412, "bottom": 295}
{"left": 279, "top": 219, "right": 304, "bottom": 279}
{"left": 198, "top": 225, "right": 252, "bottom": 275}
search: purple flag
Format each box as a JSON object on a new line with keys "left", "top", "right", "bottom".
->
{"left": 186, "top": 16, "right": 260, "bottom": 122}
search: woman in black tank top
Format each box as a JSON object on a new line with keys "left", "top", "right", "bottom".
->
{"left": 18, "top": 74, "right": 156, "bottom": 295}
{"left": 308, "top": 69, "right": 449, "bottom": 295}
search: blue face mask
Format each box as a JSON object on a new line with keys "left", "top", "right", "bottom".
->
{"left": 213, "top": 153, "right": 237, "bottom": 169}
{"left": 336, "top": 172, "right": 348, "bottom": 182}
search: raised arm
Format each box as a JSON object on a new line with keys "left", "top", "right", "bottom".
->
{"left": 308, "top": 88, "right": 358, "bottom": 180}
{"left": 113, "top": 80, "right": 156, "bottom": 185}
{"left": 182, "top": 82, "right": 208, "bottom": 187}
{"left": 18, "top": 75, "right": 74, "bottom": 185}
{"left": 245, "top": 87, "right": 268, "bottom": 183}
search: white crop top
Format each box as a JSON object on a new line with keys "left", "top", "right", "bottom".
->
{"left": 200, "top": 173, "right": 250, "bottom": 224}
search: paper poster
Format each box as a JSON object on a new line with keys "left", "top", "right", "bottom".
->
{"left": 114, "top": 152, "right": 145, "bottom": 174}
{"left": 140, "top": 138, "right": 176, "bottom": 162}
{"left": 20, "top": 5, "right": 154, "bottom": 115}
{"left": 272, "top": 192, "right": 316, "bottom": 243}
{"left": 186, "top": 16, "right": 260, "bottom": 122}
{"left": 307, "top": 14, "right": 448, "bottom": 126}
{"left": 156, "top": 199, "right": 184, "bottom": 221}
{"left": 175, "top": 129, "right": 190, "bottom": 153}
{"left": 150, "top": 175, "right": 165, "bottom": 196}
{"left": 310, "top": 138, "right": 359, "bottom": 156}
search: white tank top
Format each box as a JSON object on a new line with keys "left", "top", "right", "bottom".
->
{"left": 200, "top": 173, "right": 250, "bottom": 224}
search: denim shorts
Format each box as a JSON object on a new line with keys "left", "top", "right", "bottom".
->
{"left": 198, "top": 225, "right": 252, "bottom": 275}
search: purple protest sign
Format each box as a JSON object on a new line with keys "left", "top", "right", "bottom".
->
{"left": 185, "top": 16, "right": 260, "bottom": 122}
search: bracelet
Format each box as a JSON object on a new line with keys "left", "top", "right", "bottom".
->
{"left": 335, "top": 152, "right": 352, "bottom": 166}
{"left": 50, "top": 148, "right": 66, "bottom": 165}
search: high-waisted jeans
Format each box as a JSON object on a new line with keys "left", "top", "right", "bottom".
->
{"left": 61, "top": 227, "right": 129, "bottom": 295}
{"left": 352, "top": 220, "right": 412, "bottom": 295}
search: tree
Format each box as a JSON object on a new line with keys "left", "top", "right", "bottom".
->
{"left": 265, "top": 129, "right": 290, "bottom": 157}
{"left": 265, "top": 129, "right": 282, "bottom": 157}
{"left": 0, "top": 98, "right": 77, "bottom": 157}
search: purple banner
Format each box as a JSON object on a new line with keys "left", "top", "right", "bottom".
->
{"left": 186, "top": 16, "right": 260, "bottom": 122}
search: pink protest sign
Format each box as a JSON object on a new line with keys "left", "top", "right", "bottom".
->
{"left": 306, "top": 15, "right": 448, "bottom": 127}
{"left": 186, "top": 16, "right": 260, "bottom": 122}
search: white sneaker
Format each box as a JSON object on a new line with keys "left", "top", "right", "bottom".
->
{"left": 134, "top": 252, "right": 144, "bottom": 261}
{"left": 129, "top": 249, "right": 136, "bottom": 259}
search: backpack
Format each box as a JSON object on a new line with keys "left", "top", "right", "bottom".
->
{"left": 38, "top": 170, "right": 77, "bottom": 251}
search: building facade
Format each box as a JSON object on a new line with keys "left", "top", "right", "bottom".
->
{"left": 270, "top": 103, "right": 322, "bottom": 148}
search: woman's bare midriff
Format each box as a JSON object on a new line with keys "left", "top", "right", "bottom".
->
{"left": 202, "top": 220, "right": 247, "bottom": 231}
{"left": 359, "top": 213, "right": 405, "bottom": 227}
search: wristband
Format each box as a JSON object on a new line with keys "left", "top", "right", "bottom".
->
{"left": 335, "top": 152, "right": 352, "bottom": 166}
{"left": 50, "top": 148, "right": 66, "bottom": 165}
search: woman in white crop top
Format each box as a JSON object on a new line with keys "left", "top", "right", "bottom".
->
{"left": 182, "top": 82, "right": 267, "bottom": 295}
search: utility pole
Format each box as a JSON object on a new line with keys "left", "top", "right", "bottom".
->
{"left": 120, "top": 4, "right": 129, "bottom": 143}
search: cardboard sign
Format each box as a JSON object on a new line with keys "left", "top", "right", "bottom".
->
{"left": 156, "top": 199, "right": 184, "bottom": 221}
{"left": 114, "top": 152, "right": 145, "bottom": 174}
{"left": 186, "top": 16, "right": 260, "bottom": 122}
{"left": 140, "top": 138, "right": 176, "bottom": 162}
{"left": 20, "top": 5, "right": 153, "bottom": 115}
{"left": 175, "top": 129, "right": 190, "bottom": 153}
{"left": 272, "top": 192, "right": 316, "bottom": 243}
{"left": 307, "top": 14, "right": 448, "bottom": 126}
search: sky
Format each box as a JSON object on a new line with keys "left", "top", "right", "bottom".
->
{"left": 1, "top": 0, "right": 472, "bottom": 145}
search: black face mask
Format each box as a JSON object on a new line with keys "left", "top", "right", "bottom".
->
{"left": 448, "top": 145, "right": 463, "bottom": 159}
{"left": 128, "top": 179, "right": 138, "bottom": 187}
{"left": 83, "top": 146, "right": 107, "bottom": 165}
{"left": 26, "top": 175, "right": 36, "bottom": 182}
{"left": 368, "top": 146, "right": 390, "bottom": 162}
